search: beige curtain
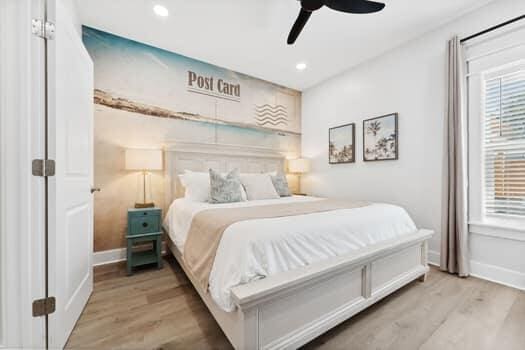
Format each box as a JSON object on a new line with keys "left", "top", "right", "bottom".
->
{"left": 441, "top": 36, "right": 469, "bottom": 277}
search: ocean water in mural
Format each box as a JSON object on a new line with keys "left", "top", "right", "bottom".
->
{"left": 82, "top": 26, "right": 301, "bottom": 137}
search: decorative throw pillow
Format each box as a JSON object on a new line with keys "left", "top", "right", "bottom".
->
{"left": 209, "top": 168, "right": 244, "bottom": 204}
{"left": 240, "top": 173, "right": 280, "bottom": 200}
{"left": 271, "top": 173, "right": 291, "bottom": 197}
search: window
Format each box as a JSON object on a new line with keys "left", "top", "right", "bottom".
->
{"left": 483, "top": 70, "right": 525, "bottom": 218}
{"left": 466, "top": 25, "right": 525, "bottom": 229}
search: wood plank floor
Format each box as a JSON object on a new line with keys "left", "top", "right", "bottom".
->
{"left": 66, "top": 256, "right": 525, "bottom": 350}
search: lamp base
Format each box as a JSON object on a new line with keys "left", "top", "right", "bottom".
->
{"left": 135, "top": 202, "right": 155, "bottom": 209}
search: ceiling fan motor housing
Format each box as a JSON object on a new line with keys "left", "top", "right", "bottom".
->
{"left": 301, "top": 0, "right": 324, "bottom": 12}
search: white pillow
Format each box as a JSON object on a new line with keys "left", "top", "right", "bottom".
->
{"left": 179, "top": 170, "right": 210, "bottom": 202}
{"left": 240, "top": 173, "right": 280, "bottom": 200}
{"left": 179, "top": 169, "right": 247, "bottom": 202}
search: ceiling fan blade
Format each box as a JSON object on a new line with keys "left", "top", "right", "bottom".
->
{"left": 324, "top": 0, "right": 385, "bottom": 14}
{"left": 287, "top": 9, "right": 312, "bottom": 45}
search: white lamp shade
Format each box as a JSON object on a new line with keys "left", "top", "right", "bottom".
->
{"left": 288, "top": 158, "right": 310, "bottom": 174}
{"left": 125, "top": 149, "right": 163, "bottom": 170}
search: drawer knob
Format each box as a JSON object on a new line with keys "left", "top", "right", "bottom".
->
{"left": 142, "top": 222, "right": 148, "bottom": 228}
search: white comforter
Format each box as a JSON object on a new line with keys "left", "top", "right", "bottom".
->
{"left": 163, "top": 196, "right": 417, "bottom": 312}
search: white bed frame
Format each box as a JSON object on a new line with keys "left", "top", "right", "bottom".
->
{"left": 163, "top": 142, "right": 433, "bottom": 350}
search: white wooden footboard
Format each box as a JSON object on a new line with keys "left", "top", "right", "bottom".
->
{"left": 168, "top": 229, "right": 433, "bottom": 350}
{"left": 230, "top": 229, "right": 432, "bottom": 349}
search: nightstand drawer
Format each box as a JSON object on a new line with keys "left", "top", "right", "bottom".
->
{"left": 129, "top": 209, "right": 161, "bottom": 218}
{"left": 129, "top": 215, "right": 160, "bottom": 235}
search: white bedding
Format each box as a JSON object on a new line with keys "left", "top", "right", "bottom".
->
{"left": 163, "top": 196, "right": 418, "bottom": 312}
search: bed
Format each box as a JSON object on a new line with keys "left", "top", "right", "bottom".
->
{"left": 163, "top": 142, "right": 433, "bottom": 350}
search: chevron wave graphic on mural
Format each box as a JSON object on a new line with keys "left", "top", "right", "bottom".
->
{"left": 255, "top": 111, "right": 288, "bottom": 118}
{"left": 255, "top": 117, "right": 288, "bottom": 126}
{"left": 255, "top": 106, "right": 287, "bottom": 113}
{"left": 254, "top": 104, "right": 289, "bottom": 127}
{"left": 255, "top": 119, "right": 288, "bottom": 126}
{"left": 255, "top": 114, "right": 288, "bottom": 121}
{"left": 255, "top": 104, "right": 287, "bottom": 110}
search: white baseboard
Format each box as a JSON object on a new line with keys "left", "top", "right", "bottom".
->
{"left": 426, "top": 250, "right": 524, "bottom": 291}
{"left": 93, "top": 248, "right": 127, "bottom": 266}
{"left": 470, "top": 260, "right": 525, "bottom": 291}
{"left": 428, "top": 250, "right": 440, "bottom": 267}
{"left": 93, "top": 242, "right": 168, "bottom": 267}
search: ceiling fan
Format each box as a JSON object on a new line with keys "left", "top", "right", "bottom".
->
{"left": 287, "top": 0, "right": 386, "bottom": 45}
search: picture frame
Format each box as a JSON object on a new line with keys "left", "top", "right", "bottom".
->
{"left": 329, "top": 123, "right": 356, "bottom": 164}
{"left": 363, "top": 113, "right": 398, "bottom": 161}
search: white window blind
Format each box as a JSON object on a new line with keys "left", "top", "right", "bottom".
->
{"left": 483, "top": 70, "right": 525, "bottom": 217}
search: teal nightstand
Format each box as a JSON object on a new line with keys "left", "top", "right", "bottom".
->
{"left": 127, "top": 207, "right": 163, "bottom": 276}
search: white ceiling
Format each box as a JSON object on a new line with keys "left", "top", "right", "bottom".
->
{"left": 75, "top": 0, "right": 494, "bottom": 91}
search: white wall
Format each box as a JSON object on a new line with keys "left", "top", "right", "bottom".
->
{"left": 302, "top": 0, "right": 525, "bottom": 289}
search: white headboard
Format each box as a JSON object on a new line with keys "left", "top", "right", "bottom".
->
{"left": 163, "top": 142, "right": 286, "bottom": 204}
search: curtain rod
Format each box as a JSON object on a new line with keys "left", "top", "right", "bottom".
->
{"left": 460, "top": 14, "right": 525, "bottom": 44}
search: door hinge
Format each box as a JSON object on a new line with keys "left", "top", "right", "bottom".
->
{"left": 31, "top": 18, "right": 55, "bottom": 40}
{"left": 32, "top": 159, "right": 56, "bottom": 177}
{"left": 32, "top": 297, "right": 56, "bottom": 317}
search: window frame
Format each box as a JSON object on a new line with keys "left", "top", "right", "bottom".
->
{"left": 465, "top": 25, "right": 525, "bottom": 236}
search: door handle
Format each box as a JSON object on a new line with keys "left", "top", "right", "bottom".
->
{"left": 90, "top": 187, "right": 101, "bottom": 194}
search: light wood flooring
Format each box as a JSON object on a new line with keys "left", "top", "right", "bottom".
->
{"left": 66, "top": 256, "right": 525, "bottom": 350}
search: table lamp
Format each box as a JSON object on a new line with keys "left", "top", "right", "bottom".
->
{"left": 125, "top": 148, "right": 163, "bottom": 208}
{"left": 288, "top": 158, "right": 310, "bottom": 195}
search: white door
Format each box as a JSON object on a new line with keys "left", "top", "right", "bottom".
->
{"left": 46, "top": 0, "right": 94, "bottom": 348}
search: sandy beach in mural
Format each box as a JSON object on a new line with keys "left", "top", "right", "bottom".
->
{"left": 94, "top": 89, "right": 300, "bottom": 135}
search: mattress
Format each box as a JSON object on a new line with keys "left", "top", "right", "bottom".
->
{"left": 163, "top": 196, "right": 418, "bottom": 312}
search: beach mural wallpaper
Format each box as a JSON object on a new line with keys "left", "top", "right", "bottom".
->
{"left": 83, "top": 26, "right": 301, "bottom": 251}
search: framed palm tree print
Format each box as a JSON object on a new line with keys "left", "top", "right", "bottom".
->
{"left": 363, "top": 113, "right": 398, "bottom": 161}
{"left": 329, "top": 123, "right": 355, "bottom": 164}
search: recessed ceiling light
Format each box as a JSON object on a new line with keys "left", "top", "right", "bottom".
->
{"left": 153, "top": 4, "right": 169, "bottom": 17}
{"left": 296, "top": 62, "right": 307, "bottom": 71}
